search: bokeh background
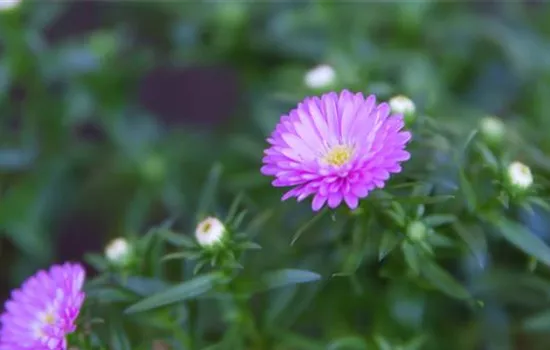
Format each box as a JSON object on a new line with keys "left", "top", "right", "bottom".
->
{"left": 2, "top": 1, "right": 550, "bottom": 349}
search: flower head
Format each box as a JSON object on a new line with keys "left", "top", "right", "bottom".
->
{"left": 195, "top": 217, "right": 226, "bottom": 247}
{"left": 105, "top": 237, "right": 133, "bottom": 266}
{"left": 506, "top": 161, "right": 533, "bottom": 191}
{"left": 0, "top": 262, "right": 86, "bottom": 350}
{"left": 304, "top": 64, "right": 336, "bottom": 90}
{"left": 261, "top": 90, "right": 412, "bottom": 211}
{"left": 389, "top": 95, "right": 415, "bottom": 116}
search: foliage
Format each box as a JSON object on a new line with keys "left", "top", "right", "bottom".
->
{"left": 1, "top": 1, "right": 550, "bottom": 349}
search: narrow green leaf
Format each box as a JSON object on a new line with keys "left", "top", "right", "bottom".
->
{"left": 476, "top": 142, "right": 499, "bottom": 170}
{"left": 196, "top": 163, "right": 223, "bottom": 220}
{"left": 402, "top": 242, "right": 421, "bottom": 276}
{"left": 378, "top": 230, "right": 402, "bottom": 261}
{"left": 278, "top": 332, "right": 325, "bottom": 350}
{"left": 382, "top": 195, "right": 455, "bottom": 205}
{"left": 159, "top": 230, "right": 196, "bottom": 248}
{"left": 419, "top": 258, "right": 470, "bottom": 300}
{"left": 458, "top": 169, "right": 477, "bottom": 211}
{"left": 162, "top": 251, "right": 201, "bottom": 262}
{"left": 238, "top": 242, "right": 262, "bottom": 250}
{"left": 461, "top": 129, "right": 478, "bottom": 159}
{"left": 124, "top": 272, "right": 223, "bottom": 314}
{"left": 232, "top": 210, "right": 248, "bottom": 230}
{"left": 225, "top": 193, "right": 244, "bottom": 224}
{"left": 523, "top": 309, "right": 550, "bottom": 331}
{"left": 528, "top": 197, "right": 550, "bottom": 212}
{"left": 327, "top": 336, "right": 367, "bottom": 350}
{"left": 403, "top": 335, "right": 428, "bottom": 350}
{"left": 424, "top": 214, "right": 456, "bottom": 228}
{"left": 291, "top": 209, "right": 328, "bottom": 246}
{"left": 493, "top": 219, "right": 550, "bottom": 268}
{"left": 259, "top": 269, "right": 321, "bottom": 292}
{"left": 452, "top": 222, "right": 487, "bottom": 267}
{"left": 84, "top": 253, "right": 109, "bottom": 271}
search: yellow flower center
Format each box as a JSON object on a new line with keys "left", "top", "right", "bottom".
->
{"left": 323, "top": 145, "right": 353, "bottom": 166}
{"left": 44, "top": 312, "right": 55, "bottom": 325}
{"left": 200, "top": 222, "right": 212, "bottom": 235}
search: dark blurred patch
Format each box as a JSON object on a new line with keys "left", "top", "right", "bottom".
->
{"left": 0, "top": 238, "right": 16, "bottom": 303}
{"left": 43, "top": 1, "right": 105, "bottom": 44}
{"left": 72, "top": 121, "right": 106, "bottom": 143}
{"left": 137, "top": 66, "right": 240, "bottom": 128}
{"left": 55, "top": 212, "right": 106, "bottom": 277}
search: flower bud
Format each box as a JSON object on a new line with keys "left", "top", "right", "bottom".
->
{"left": 0, "top": 0, "right": 21, "bottom": 11}
{"left": 304, "top": 64, "right": 336, "bottom": 90}
{"left": 479, "top": 116, "right": 505, "bottom": 145}
{"left": 105, "top": 238, "right": 133, "bottom": 266}
{"left": 407, "top": 221, "right": 427, "bottom": 242}
{"left": 389, "top": 95, "right": 416, "bottom": 125}
{"left": 140, "top": 154, "right": 166, "bottom": 183}
{"left": 195, "top": 217, "right": 226, "bottom": 248}
{"left": 506, "top": 161, "right": 533, "bottom": 191}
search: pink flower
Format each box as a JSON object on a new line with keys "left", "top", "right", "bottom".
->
{"left": 261, "top": 90, "right": 412, "bottom": 211}
{"left": 0, "top": 263, "right": 86, "bottom": 350}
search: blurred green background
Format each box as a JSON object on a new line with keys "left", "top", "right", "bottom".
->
{"left": 2, "top": 1, "right": 550, "bottom": 349}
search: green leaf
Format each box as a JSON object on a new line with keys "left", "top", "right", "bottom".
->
{"left": 419, "top": 258, "right": 470, "bottom": 300}
{"left": 84, "top": 253, "right": 109, "bottom": 271}
{"left": 124, "top": 272, "right": 223, "bottom": 314}
{"left": 327, "top": 336, "right": 367, "bottom": 350}
{"left": 458, "top": 169, "right": 477, "bottom": 211}
{"left": 403, "top": 335, "right": 428, "bottom": 350}
{"left": 384, "top": 195, "right": 455, "bottom": 205}
{"left": 476, "top": 142, "right": 499, "bottom": 170}
{"left": 259, "top": 269, "right": 321, "bottom": 292}
{"left": 461, "top": 129, "right": 478, "bottom": 159}
{"left": 196, "top": 162, "right": 223, "bottom": 220}
{"left": 378, "top": 230, "right": 402, "bottom": 261}
{"left": 237, "top": 242, "right": 262, "bottom": 250}
{"left": 291, "top": 208, "right": 328, "bottom": 246}
{"left": 528, "top": 197, "right": 550, "bottom": 212}
{"left": 452, "top": 222, "right": 487, "bottom": 267}
{"left": 159, "top": 230, "right": 196, "bottom": 248}
{"left": 402, "top": 241, "right": 421, "bottom": 276}
{"left": 523, "top": 309, "right": 550, "bottom": 331}
{"left": 424, "top": 214, "right": 456, "bottom": 228}
{"left": 493, "top": 219, "right": 550, "bottom": 268}
{"left": 278, "top": 331, "right": 325, "bottom": 350}
{"left": 162, "top": 251, "right": 202, "bottom": 262}
{"left": 225, "top": 192, "right": 244, "bottom": 224}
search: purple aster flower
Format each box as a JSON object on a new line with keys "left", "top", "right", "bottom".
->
{"left": 261, "top": 90, "right": 412, "bottom": 211}
{"left": 0, "top": 262, "right": 86, "bottom": 350}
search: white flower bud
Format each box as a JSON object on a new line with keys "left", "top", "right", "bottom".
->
{"left": 105, "top": 238, "right": 133, "bottom": 266}
{"left": 195, "top": 217, "right": 226, "bottom": 247}
{"left": 479, "top": 116, "right": 505, "bottom": 145}
{"left": 506, "top": 161, "right": 533, "bottom": 190}
{"left": 407, "top": 221, "right": 428, "bottom": 241}
{"left": 0, "top": 0, "right": 21, "bottom": 11}
{"left": 304, "top": 64, "right": 336, "bottom": 89}
{"left": 389, "top": 95, "right": 416, "bottom": 116}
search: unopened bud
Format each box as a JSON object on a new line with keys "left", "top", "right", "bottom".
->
{"left": 195, "top": 217, "right": 226, "bottom": 247}
{"left": 304, "top": 64, "right": 336, "bottom": 90}
{"left": 407, "top": 221, "right": 427, "bottom": 242}
{"left": 389, "top": 95, "right": 416, "bottom": 124}
{"left": 105, "top": 238, "right": 133, "bottom": 266}
{"left": 479, "top": 116, "right": 505, "bottom": 145}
